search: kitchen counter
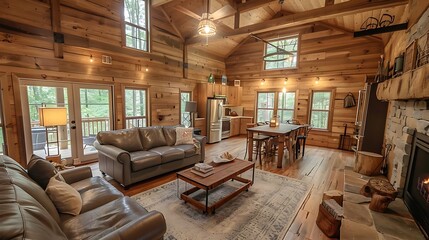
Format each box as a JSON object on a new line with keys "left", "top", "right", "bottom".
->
{"left": 225, "top": 116, "right": 253, "bottom": 119}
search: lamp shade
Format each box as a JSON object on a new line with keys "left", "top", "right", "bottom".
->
{"left": 185, "top": 101, "right": 197, "bottom": 113}
{"left": 39, "top": 107, "right": 67, "bottom": 126}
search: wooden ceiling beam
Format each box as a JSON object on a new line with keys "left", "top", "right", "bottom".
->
{"left": 226, "top": 0, "right": 409, "bottom": 37}
{"left": 173, "top": 5, "right": 201, "bottom": 20}
{"left": 160, "top": 6, "right": 184, "bottom": 41}
{"left": 325, "top": 0, "right": 335, "bottom": 6}
{"left": 237, "top": 0, "right": 276, "bottom": 13}
{"left": 152, "top": 0, "right": 176, "bottom": 7}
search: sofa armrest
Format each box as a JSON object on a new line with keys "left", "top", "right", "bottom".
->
{"left": 99, "top": 211, "right": 166, "bottom": 240}
{"left": 94, "top": 140, "right": 131, "bottom": 164}
{"left": 194, "top": 135, "right": 206, "bottom": 162}
{"left": 60, "top": 166, "right": 93, "bottom": 184}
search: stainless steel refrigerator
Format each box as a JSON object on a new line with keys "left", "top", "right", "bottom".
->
{"left": 206, "top": 98, "right": 223, "bottom": 143}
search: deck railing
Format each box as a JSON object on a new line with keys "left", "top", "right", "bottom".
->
{"left": 125, "top": 116, "right": 147, "bottom": 128}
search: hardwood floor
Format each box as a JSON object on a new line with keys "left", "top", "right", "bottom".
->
{"left": 90, "top": 135, "right": 355, "bottom": 240}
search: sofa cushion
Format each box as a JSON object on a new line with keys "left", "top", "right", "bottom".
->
{"left": 163, "top": 126, "right": 177, "bottom": 146}
{"left": 27, "top": 154, "right": 57, "bottom": 189}
{"left": 61, "top": 197, "right": 149, "bottom": 240}
{"left": 175, "top": 127, "right": 194, "bottom": 145}
{"left": 139, "top": 127, "right": 167, "bottom": 150}
{"left": 97, "top": 128, "right": 143, "bottom": 152}
{"left": 174, "top": 144, "right": 197, "bottom": 158}
{"left": 130, "top": 151, "right": 162, "bottom": 172}
{"left": 149, "top": 146, "right": 185, "bottom": 164}
{"left": 45, "top": 175, "right": 82, "bottom": 216}
{"left": 69, "top": 176, "right": 123, "bottom": 214}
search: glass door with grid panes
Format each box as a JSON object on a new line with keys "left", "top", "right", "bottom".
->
{"left": 21, "top": 80, "right": 113, "bottom": 164}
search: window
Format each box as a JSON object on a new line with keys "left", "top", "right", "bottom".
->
{"left": 278, "top": 92, "right": 296, "bottom": 123}
{"left": 264, "top": 36, "right": 298, "bottom": 70}
{"left": 124, "top": 0, "right": 149, "bottom": 51}
{"left": 125, "top": 88, "right": 147, "bottom": 128}
{"left": 180, "top": 91, "right": 191, "bottom": 127}
{"left": 310, "top": 91, "right": 333, "bottom": 130}
{"left": 256, "top": 92, "right": 275, "bottom": 123}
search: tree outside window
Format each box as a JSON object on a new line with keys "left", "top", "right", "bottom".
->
{"left": 310, "top": 91, "right": 332, "bottom": 130}
{"left": 265, "top": 36, "right": 299, "bottom": 70}
{"left": 278, "top": 92, "right": 296, "bottom": 123}
{"left": 125, "top": 88, "right": 147, "bottom": 128}
{"left": 124, "top": 0, "right": 149, "bottom": 51}
{"left": 180, "top": 92, "right": 191, "bottom": 127}
{"left": 256, "top": 92, "right": 275, "bottom": 123}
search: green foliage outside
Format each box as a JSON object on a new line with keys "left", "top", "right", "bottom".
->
{"left": 265, "top": 37, "right": 298, "bottom": 70}
{"left": 124, "top": 0, "right": 148, "bottom": 51}
{"left": 311, "top": 92, "right": 331, "bottom": 129}
{"left": 278, "top": 92, "right": 295, "bottom": 123}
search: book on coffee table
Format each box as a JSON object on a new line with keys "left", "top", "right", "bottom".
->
{"left": 191, "top": 169, "right": 214, "bottom": 177}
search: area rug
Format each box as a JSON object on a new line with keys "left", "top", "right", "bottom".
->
{"left": 132, "top": 170, "right": 310, "bottom": 240}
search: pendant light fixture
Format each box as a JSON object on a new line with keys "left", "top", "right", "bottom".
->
{"left": 198, "top": 0, "right": 216, "bottom": 36}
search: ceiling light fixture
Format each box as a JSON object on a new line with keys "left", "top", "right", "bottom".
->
{"left": 250, "top": 34, "right": 293, "bottom": 62}
{"left": 198, "top": 0, "right": 216, "bottom": 37}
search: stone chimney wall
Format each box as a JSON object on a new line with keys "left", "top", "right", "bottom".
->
{"left": 384, "top": 100, "right": 429, "bottom": 195}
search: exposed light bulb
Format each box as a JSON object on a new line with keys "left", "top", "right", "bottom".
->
{"left": 315, "top": 77, "right": 320, "bottom": 84}
{"left": 204, "top": 25, "right": 210, "bottom": 33}
{"left": 145, "top": 67, "right": 149, "bottom": 72}
{"left": 284, "top": 77, "right": 288, "bottom": 85}
{"left": 261, "top": 79, "right": 265, "bottom": 85}
{"left": 89, "top": 54, "right": 94, "bottom": 63}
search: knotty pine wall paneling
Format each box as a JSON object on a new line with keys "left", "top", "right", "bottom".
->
{"left": 226, "top": 24, "right": 383, "bottom": 149}
{"left": 0, "top": 0, "right": 225, "bottom": 164}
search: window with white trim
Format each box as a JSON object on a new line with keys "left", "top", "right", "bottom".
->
{"left": 264, "top": 36, "right": 299, "bottom": 70}
{"left": 278, "top": 92, "right": 296, "bottom": 123}
{"left": 309, "top": 91, "right": 332, "bottom": 130}
{"left": 124, "top": 0, "right": 149, "bottom": 51}
{"left": 124, "top": 88, "right": 148, "bottom": 128}
{"left": 256, "top": 92, "right": 275, "bottom": 123}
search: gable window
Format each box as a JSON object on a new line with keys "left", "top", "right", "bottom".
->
{"left": 278, "top": 92, "right": 296, "bottom": 123}
{"left": 309, "top": 90, "right": 333, "bottom": 130}
{"left": 124, "top": 88, "right": 148, "bottom": 128}
{"left": 264, "top": 36, "right": 299, "bottom": 70}
{"left": 124, "top": 0, "right": 149, "bottom": 51}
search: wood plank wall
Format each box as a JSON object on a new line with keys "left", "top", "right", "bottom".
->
{"left": 226, "top": 25, "right": 383, "bottom": 148}
{"left": 0, "top": 0, "right": 225, "bottom": 165}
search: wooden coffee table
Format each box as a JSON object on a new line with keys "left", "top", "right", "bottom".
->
{"left": 176, "top": 159, "right": 255, "bottom": 214}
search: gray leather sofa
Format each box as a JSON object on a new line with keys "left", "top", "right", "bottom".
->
{"left": 94, "top": 126, "right": 206, "bottom": 188}
{"left": 0, "top": 155, "right": 166, "bottom": 240}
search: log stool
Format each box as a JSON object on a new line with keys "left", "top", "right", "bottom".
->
{"left": 360, "top": 178, "right": 398, "bottom": 212}
{"left": 354, "top": 151, "right": 384, "bottom": 176}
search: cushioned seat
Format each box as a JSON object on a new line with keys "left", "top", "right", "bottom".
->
{"left": 174, "top": 144, "right": 197, "bottom": 158}
{"left": 61, "top": 197, "right": 149, "bottom": 240}
{"left": 149, "top": 146, "right": 185, "bottom": 163}
{"left": 130, "top": 151, "right": 162, "bottom": 172}
{"left": 69, "top": 176, "right": 123, "bottom": 214}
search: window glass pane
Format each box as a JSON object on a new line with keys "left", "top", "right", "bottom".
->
{"left": 257, "top": 92, "right": 275, "bottom": 108}
{"left": 124, "top": 0, "right": 147, "bottom": 27}
{"left": 310, "top": 111, "right": 329, "bottom": 129}
{"left": 278, "top": 92, "right": 295, "bottom": 109}
{"left": 125, "top": 24, "right": 147, "bottom": 51}
{"left": 257, "top": 109, "right": 273, "bottom": 122}
{"left": 125, "top": 89, "right": 147, "bottom": 128}
{"left": 312, "top": 92, "right": 331, "bottom": 110}
{"left": 180, "top": 92, "right": 191, "bottom": 127}
{"left": 265, "top": 36, "right": 298, "bottom": 70}
{"left": 278, "top": 110, "right": 294, "bottom": 123}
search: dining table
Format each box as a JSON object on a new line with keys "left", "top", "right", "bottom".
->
{"left": 247, "top": 123, "right": 302, "bottom": 168}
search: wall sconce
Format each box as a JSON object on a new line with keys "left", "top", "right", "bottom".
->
{"left": 284, "top": 77, "right": 288, "bottom": 85}
{"left": 145, "top": 65, "right": 149, "bottom": 72}
{"left": 261, "top": 78, "right": 265, "bottom": 85}
{"left": 315, "top": 77, "right": 320, "bottom": 84}
{"left": 89, "top": 54, "right": 94, "bottom": 63}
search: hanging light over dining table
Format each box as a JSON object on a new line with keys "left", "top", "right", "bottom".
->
{"left": 198, "top": 0, "right": 216, "bottom": 36}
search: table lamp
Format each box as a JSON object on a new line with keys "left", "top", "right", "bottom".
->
{"left": 39, "top": 107, "right": 67, "bottom": 162}
{"left": 184, "top": 101, "right": 197, "bottom": 127}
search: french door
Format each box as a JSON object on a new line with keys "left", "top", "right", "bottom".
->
{"left": 20, "top": 80, "right": 113, "bottom": 164}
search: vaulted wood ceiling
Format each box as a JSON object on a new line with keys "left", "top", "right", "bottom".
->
{"left": 154, "top": 0, "right": 408, "bottom": 58}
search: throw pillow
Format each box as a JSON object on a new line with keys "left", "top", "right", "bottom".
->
{"left": 45, "top": 174, "right": 82, "bottom": 216}
{"left": 97, "top": 128, "right": 144, "bottom": 152}
{"left": 27, "top": 154, "right": 57, "bottom": 189}
{"left": 175, "top": 127, "right": 194, "bottom": 145}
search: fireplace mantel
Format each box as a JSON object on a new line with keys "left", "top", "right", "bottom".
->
{"left": 376, "top": 64, "right": 429, "bottom": 101}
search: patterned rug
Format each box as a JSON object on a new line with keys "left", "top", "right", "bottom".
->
{"left": 132, "top": 169, "right": 310, "bottom": 240}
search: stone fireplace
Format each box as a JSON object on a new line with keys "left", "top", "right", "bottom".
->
{"left": 384, "top": 100, "right": 429, "bottom": 194}
{"left": 403, "top": 132, "right": 429, "bottom": 238}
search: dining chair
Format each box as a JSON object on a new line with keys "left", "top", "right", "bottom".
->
{"left": 244, "top": 123, "right": 270, "bottom": 167}
{"left": 296, "top": 125, "right": 312, "bottom": 159}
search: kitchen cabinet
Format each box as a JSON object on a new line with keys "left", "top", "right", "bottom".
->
{"left": 196, "top": 83, "right": 243, "bottom": 119}
{"left": 230, "top": 118, "right": 240, "bottom": 136}
{"left": 227, "top": 86, "right": 242, "bottom": 106}
{"left": 239, "top": 117, "right": 253, "bottom": 135}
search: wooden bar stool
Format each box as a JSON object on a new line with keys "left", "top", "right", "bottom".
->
{"left": 252, "top": 135, "right": 270, "bottom": 167}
